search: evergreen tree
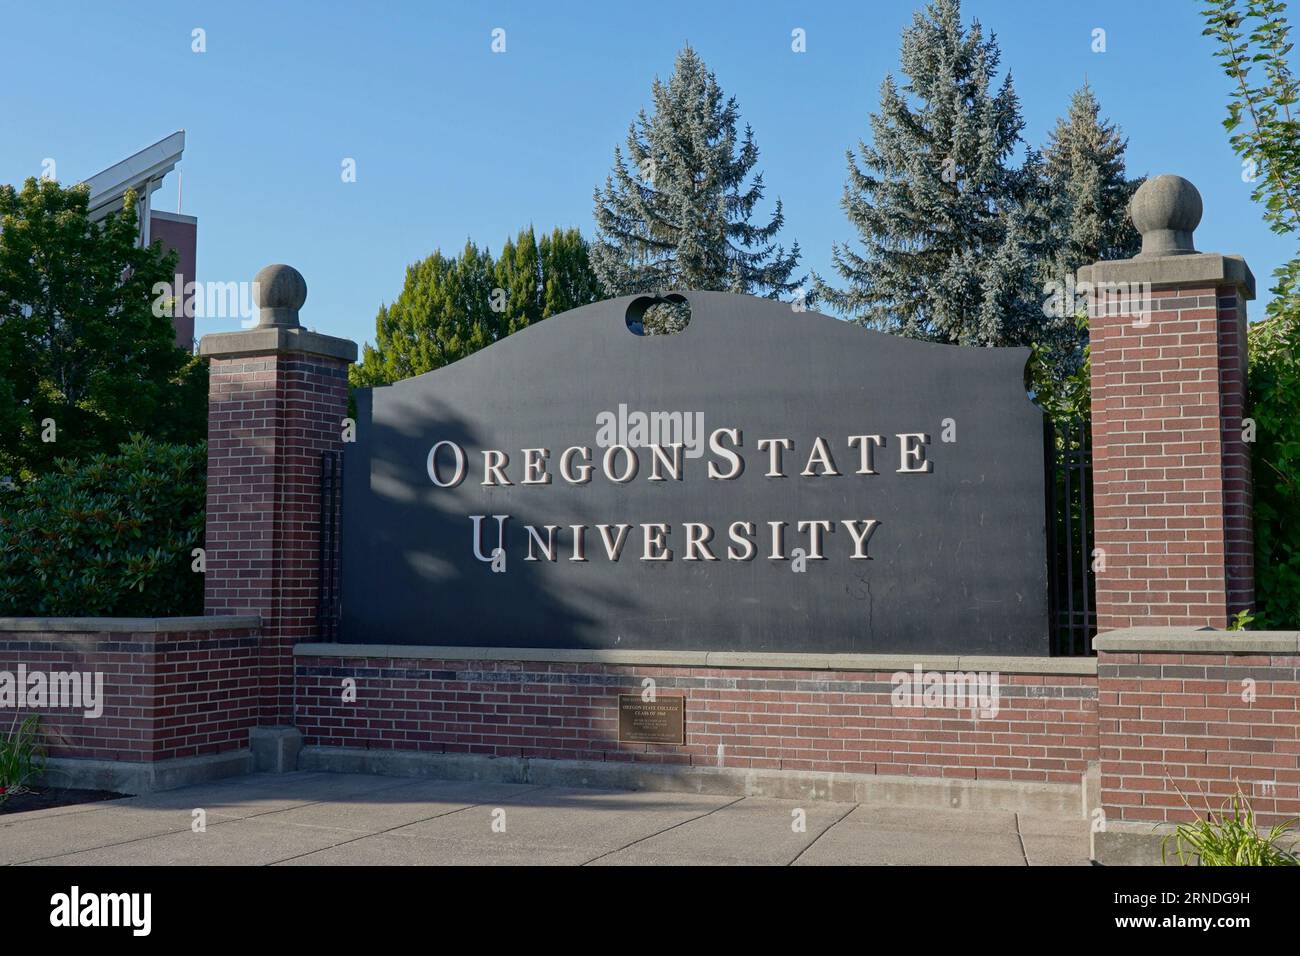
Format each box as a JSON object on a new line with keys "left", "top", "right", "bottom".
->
{"left": 352, "top": 242, "right": 492, "bottom": 387}
{"left": 592, "top": 45, "right": 802, "bottom": 332}
{"left": 1043, "top": 84, "right": 1142, "bottom": 278}
{"left": 494, "top": 227, "right": 541, "bottom": 337}
{"left": 539, "top": 227, "right": 603, "bottom": 319}
{"left": 1037, "top": 83, "right": 1144, "bottom": 374}
{"left": 352, "top": 227, "right": 600, "bottom": 386}
{"left": 816, "top": 0, "right": 1047, "bottom": 349}
{"left": 0, "top": 178, "right": 203, "bottom": 479}
{"left": 494, "top": 226, "right": 603, "bottom": 335}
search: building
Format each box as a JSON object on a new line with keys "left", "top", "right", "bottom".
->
{"left": 84, "top": 130, "right": 197, "bottom": 350}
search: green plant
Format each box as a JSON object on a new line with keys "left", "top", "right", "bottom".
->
{"left": 1227, "top": 609, "right": 1256, "bottom": 630}
{"left": 0, "top": 178, "right": 205, "bottom": 481}
{"left": 1247, "top": 304, "right": 1300, "bottom": 627}
{"left": 1203, "top": 0, "right": 1300, "bottom": 238}
{"left": 1030, "top": 311, "right": 1092, "bottom": 423}
{"left": 351, "top": 226, "right": 600, "bottom": 387}
{"left": 592, "top": 45, "right": 803, "bottom": 306}
{"left": 0, "top": 436, "right": 205, "bottom": 616}
{"left": 1163, "top": 786, "right": 1299, "bottom": 865}
{"left": 0, "top": 714, "right": 46, "bottom": 803}
{"left": 1203, "top": 0, "right": 1300, "bottom": 627}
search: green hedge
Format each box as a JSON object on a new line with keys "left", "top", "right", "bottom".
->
{"left": 1249, "top": 307, "right": 1300, "bottom": 629}
{"left": 0, "top": 437, "right": 205, "bottom": 616}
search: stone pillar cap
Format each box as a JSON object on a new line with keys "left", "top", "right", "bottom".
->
{"left": 198, "top": 263, "right": 358, "bottom": 362}
{"left": 1079, "top": 175, "right": 1254, "bottom": 298}
{"left": 1131, "top": 174, "right": 1202, "bottom": 258}
{"left": 1076, "top": 253, "right": 1255, "bottom": 300}
{"left": 254, "top": 263, "right": 308, "bottom": 328}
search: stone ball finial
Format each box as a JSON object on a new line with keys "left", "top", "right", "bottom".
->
{"left": 1130, "top": 174, "right": 1202, "bottom": 258}
{"left": 253, "top": 263, "right": 307, "bottom": 328}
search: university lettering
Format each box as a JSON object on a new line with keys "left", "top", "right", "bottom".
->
{"left": 427, "top": 428, "right": 929, "bottom": 563}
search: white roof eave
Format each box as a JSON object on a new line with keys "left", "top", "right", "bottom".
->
{"left": 84, "top": 130, "right": 185, "bottom": 221}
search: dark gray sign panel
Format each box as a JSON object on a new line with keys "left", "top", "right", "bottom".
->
{"left": 341, "top": 293, "right": 1049, "bottom": 654}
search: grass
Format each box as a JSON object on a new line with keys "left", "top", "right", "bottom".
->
{"left": 1162, "top": 785, "right": 1299, "bottom": 866}
{"left": 0, "top": 713, "right": 46, "bottom": 804}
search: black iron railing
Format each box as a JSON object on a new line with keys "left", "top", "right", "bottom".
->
{"left": 318, "top": 450, "right": 343, "bottom": 641}
{"left": 1045, "top": 416, "right": 1096, "bottom": 655}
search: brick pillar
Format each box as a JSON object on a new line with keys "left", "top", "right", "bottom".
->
{"left": 199, "top": 264, "right": 356, "bottom": 734}
{"left": 1080, "top": 175, "right": 1255, "bottom": 631}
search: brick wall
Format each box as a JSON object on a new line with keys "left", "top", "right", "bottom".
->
{"left": 205, "top": 353, "right": 349, "bottom": 724}
{"left": 1097, "top": 639, "right": 1300, "bottom": 827}
{"left": 0, "top": 620, "right": 259, "bottom": 762}
{"left": 295, "top": 653, "right": 1098, "bottom": 784}
{"left": 1088, "top": 283, "right": 1253, "bottom": 629}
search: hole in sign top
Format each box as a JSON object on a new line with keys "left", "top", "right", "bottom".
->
{"left": 625, "top": 294, "right": 691, "bottom": 336}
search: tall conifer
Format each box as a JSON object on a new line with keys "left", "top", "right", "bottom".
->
{"left": 816, "top": 0, "right": 1046, "bottom": 349}
{"left": 592, "top": 45, "right": 802, "bottom": 332}
{"left": 352, "top": 228, "right": 600, "bottom": 386}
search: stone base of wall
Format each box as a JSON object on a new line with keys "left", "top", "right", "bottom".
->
{"left": 1092, "top": 821, "right": 1183, "bottom": 866}
{"left": 299, "top": 745, "right": 1086, "bottom": 815}
{"left": 40, "top": 749, "right": 252, "bottom": 794}
{"left": 0, "top": 617, "right": 261, "bottom": 763}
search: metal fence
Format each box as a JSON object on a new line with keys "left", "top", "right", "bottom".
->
{"left": 1045, "top": 416, "right": 1097, "bottom": 656}
{"left": 318, "top": 451, "right": 343, "bottom": 641}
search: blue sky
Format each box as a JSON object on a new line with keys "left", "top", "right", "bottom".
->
{"left": 1, "top": 0, "right": 1293, "bottom": 347}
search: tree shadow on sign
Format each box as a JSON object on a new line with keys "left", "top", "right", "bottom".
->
{"left": 339, "top": 393, "right": 635, "bottom": 649}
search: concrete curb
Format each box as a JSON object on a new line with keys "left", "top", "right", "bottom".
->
{"left": 1091, "top": 821, "right": 1184, "bottom": 866}
{"left": 298, "top": 746, "right": 1084, "bottom": 816}
{"left": 39, "top": 750, "right": 251, "bottom": 794}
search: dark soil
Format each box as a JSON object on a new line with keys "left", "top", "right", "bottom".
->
{"left": 0, "top": 786, "right": 125, "bottom": 815}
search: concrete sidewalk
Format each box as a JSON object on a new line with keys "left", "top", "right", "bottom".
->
{"left": 0, "top": 772, "right": 1091, "bottom": 866}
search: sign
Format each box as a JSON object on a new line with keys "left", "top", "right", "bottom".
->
{"left": 340, "top": 292, "right": 1049, "bottom": 654}
{"left": 618, "top": 694, "right": 686, "bottom": 745}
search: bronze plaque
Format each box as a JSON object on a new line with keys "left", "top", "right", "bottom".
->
{"left": 617, "top": 694, "right": 685, "bottom": 744}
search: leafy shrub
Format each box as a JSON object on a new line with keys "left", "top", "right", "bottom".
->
{"left": 0, "top": 179, "right": 208, "bottom": 481}
{"left": 0, "top": 714, "right": 45, "bottom": 802}
{"left": 1247, "top": 294, "right": 1300, "bottom": 628}
{"left": 1163, "top": 787, "right": 1298, "bottom": 866}
{"left": 1029, "top": 313, "right": 1092, "bottom": 423}
{"left": 1227, "top": 609, "right": 1255, "bottom": 631}
{"left": 0, "top": 437, "right": 205, "bottom": 616}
